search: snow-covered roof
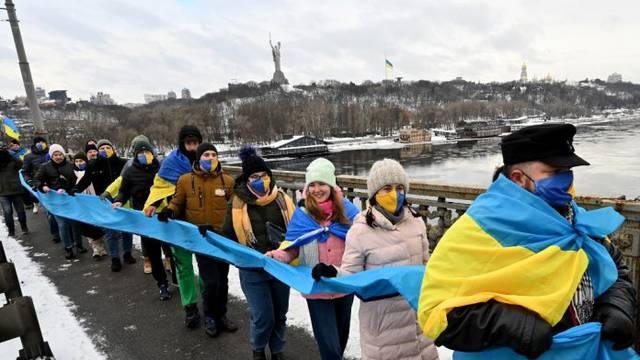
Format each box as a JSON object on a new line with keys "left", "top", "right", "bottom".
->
{"left": 265, "top": 135, "right": 306, "bottom": 148}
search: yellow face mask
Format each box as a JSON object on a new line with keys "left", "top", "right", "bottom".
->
{"left": 375, "top": 186, "right": 406, "bottom": 215}
{"left": 199, "top": 158, "right": 219, "bottom": 173}
{"left": 249, "top": 175, "right": 271, "bottom": 195}
{"left": 99, "top": 147, "right": 114, "bottom": 159}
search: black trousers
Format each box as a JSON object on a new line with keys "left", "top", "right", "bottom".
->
{"left": 195, "top": 254, "right": 229, "bottom": 319}
{"left": 141, "top": 237, "right": 168, "bottom": 287}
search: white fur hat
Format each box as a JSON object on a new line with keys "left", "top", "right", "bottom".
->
{"left": 48, "top": 144, "right": 65, "bottom": 157}
{"left": 366, "top": 158, "right": 409, "bottom": 198}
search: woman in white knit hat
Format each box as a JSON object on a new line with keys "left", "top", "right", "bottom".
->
{"left": 312, "top": 158, "right": 439, "bottom": 360}
{"left": 267, "top": 157, "right": 360, "bottom": 360}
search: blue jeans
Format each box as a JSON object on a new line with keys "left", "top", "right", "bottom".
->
{"left": 54, "top": 215, "right": 83, "bottom": 250}
{"left": 105, "top": 229, "right": 133, "bottom": 258}
{"left": 239, "top": 269, "right": 290, "bottom": 353}
{"left": 0, "top": 194, "right": 26, "bottom": 233}
{"left": 307, "top": 295, "right": 354, "bottom": 360}
{"left": 47, "top": 212, "right": 60, "bottom": 240}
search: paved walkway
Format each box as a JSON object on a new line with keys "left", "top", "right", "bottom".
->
{"left": 14, "top": 210, "right": 322, "bottom": 360}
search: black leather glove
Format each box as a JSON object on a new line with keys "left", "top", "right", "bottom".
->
{"left": 597, "top": 304, "right": 635, "bottom": 350}
{"left": 157, "top": 208, "right": 173, "bottom": 223}
{"left": 99, "top": 192, "right": 112, "bottom": 201}
{"left": 311, "top": 263, "right": 337, "bottom": 281}
{"left": 198, "top": 225, "right": 215, "bottom": 237}
{"left": 67, "top": 187, "right": 77, "bottom": 196}
{"left": 510, "top": 313, "right": 553, "bottom": 359}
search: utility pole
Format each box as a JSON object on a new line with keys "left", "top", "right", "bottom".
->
{"left": 3, "top": 0, "right": 46, "bottom": 136}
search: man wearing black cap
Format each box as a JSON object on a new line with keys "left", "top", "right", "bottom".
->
{"left": 426, "top": 124, "right": 636, "bottom": 357}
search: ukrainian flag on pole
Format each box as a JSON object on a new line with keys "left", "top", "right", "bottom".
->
{"left": 385, "top": 58, "right": 393, "bottom": 70}
{"left": 2, "top": 116, "right": 20, "bottom": 140}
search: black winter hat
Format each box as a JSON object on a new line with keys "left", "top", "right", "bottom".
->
{"left": 33, "top": 136, "right": 46, "bottom": 144}
{"left": 239, "top": 146, "right": 271, "bottom": 181}
{"left": 196, "top": 143, "right": 218, "bottom": 159}
{"left": 10, "top": 139, "right": 20, "bottom": 145}
{"left": 73, "top": 151, "right": 88, "bottom": 162}
{"left": 178, "top": 125, "right": 203, "bottom": 144}
{"left": 500, "top": 123, "right": 590, "bottom": 168}
{"left": 85, "top": 143, "right": 98, "bottom": 153}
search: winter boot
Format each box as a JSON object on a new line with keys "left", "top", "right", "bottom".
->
{"left": 65, "top": 247, "right": 75, "bottom": 260}
{"left": 252, "top": 351, "right": 267, "bottom": 360}
{"left": 123, "top": 252, "right": 137, "bottom": 264}
{"left": 32, "top": 203, "right": 39, "bottom": 214}
{"left": 52, "top": 236, "right": 61, "bottom": 244}
{"left": 8, "top": 228, "right": 15, "bottom": 237}
{"left": 271, "top": 353, "right": 286, "bottom": 360}
{"left": 217, "top": 316, "right": 238, "bottom": 332}
{"left": 77, "top": 245, "right": 88, "bottom": 254}
{"left": 204, "top": 317, "right": 219, "bottom": 337}
{"left": 111, "top": 257, "right": 122, "bottom": 272}
{"left": 184, "top": 304, "right": 201, "bottom": 329}
{"left": 20, "top": 222, "right": 29, "bottom": 235}
{"left": 159, "top": 284, "right": 172, "bottom": 301}
{"left": 143, "top": 256, "right": 152, "bottom": 274}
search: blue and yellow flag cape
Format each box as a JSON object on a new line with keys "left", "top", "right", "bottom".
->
{"left": 283, "top": 199, "right": 360, "bottom": 249}
{"left": 144, "top": 149, "right": 192, "bottom": 210}
{"left": 2, "top": 116, "right": 20, "bottom": 140}
{"left": 417, "top": 174, "right": 623, "bottom": 341}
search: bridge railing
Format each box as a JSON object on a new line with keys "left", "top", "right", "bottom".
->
{"left": 225, "top": 165, "right": 640, "bottom": 341}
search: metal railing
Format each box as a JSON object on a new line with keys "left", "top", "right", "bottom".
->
{"left": 224, "top": 165, "right": 640, "bottom": 344}
{"left": 0, "top": 241, "right": 54, "bottom": 360}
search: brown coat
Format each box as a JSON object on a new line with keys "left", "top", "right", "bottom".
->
{"left": 167, "top": 169, "right": 234, "bottom": 230}
{"left": 339, "top": 207, "right": 438, "bottom": 360}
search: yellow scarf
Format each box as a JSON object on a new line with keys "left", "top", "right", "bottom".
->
{"left": 232, "top": 186, "right": 295, "bottom": 247}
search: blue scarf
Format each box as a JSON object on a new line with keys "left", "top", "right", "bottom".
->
{"left": 157, "top": 149, "right": 192, "bottom": 185}
{"left": 283, "top": 198, "right": 360, "bottom": 249}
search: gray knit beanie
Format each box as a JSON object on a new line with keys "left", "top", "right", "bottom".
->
{"left": 366, "top": 158, "right": 409, "bottom": 198}
{"left": 96, "top": 139, "right": 113, "bottom": 149}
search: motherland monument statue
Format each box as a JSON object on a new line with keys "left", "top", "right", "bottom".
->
{"left": 269, "top": 33, "right": 289, "bottom": 85}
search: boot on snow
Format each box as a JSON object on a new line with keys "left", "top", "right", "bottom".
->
{"left": 184, "top": 304, "right": 201, "bottom": 329}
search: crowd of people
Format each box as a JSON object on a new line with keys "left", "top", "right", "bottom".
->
{"left": 0, "top": 123, "right": 636, "bottom": 360}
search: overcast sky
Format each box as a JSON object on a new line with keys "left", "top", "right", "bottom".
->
{"left": 1, "top": 0, "right": 638, "bottom": 103}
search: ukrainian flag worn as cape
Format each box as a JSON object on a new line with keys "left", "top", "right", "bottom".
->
{"left": 418, "top": 174, "right": 623, "bottom": 341}
{"left": 283, "top": 199, "right": 360, "bottom": 250}
{"left": 144, "top": 149, "right": 193, "bottom": 210}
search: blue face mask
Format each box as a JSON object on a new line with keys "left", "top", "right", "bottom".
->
{"left": 36, "top": 143, "right": 44, "bottom": 151}
{"left": 529, "top": 170, "right": 574, "bottom": 208}
{"left": 249, "top": 176, "right": 270, "bottom": 195}
{"left": 78, "top": 163, "right": 87, "bottom": 170}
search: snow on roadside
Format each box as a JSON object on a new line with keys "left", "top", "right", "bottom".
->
{"left": 0, "top": 221, "right": 106, "bottom": 360}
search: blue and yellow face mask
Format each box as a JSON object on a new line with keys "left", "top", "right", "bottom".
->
{"left": 375, "top": 186, "right": 406, "bottom": 215}
{"left": 99, "top": 147, "right": 114, "bottom": 158}
{"left": 136, "top": 151, "right": 154, "bottom": 165}
{"left": 199, "top": 158, "right": 219, "bottom": 173}
{"left": 249, "top": 175, "right": 271, "bottom": 195}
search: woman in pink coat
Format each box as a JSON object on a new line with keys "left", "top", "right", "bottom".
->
{"left": 313, "top": 158, "right": 439, "bottom": 360}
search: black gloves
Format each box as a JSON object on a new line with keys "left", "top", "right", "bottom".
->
{"left": 157, "top": 208, "right": 173, "bottom": 223}
{"left": 67, "top": 187, "right": 77, "bottom": 196}
{"left": 311, "top": 263, "right": 337, "bottom": 281}
{"left": 511, "top": 314, "right": 553, "bottom": 359}
{"left": 596, "top": 304, "right": 636, "bottom": 350}
{"left": 197, "top": 225, "right": 216, "bottom": 237}
{"left": 99, "top": 192, "right": 112, "bottom": 201}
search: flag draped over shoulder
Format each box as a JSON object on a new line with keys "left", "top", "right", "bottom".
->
{"left": 144, "top": 149, "right": 192, "bottom": 210}
{"left": 2, "top": 116, "right": 20, "bottom": 140}
{"left": 283, "top": 199, "right": 360, "bottom": 250}
{"left": 417, "top": 174, "right": 622, "bottom": 341}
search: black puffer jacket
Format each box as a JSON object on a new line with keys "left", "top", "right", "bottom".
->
{"left": 435, "top": 238, "right": 636, "bottom": 352}
{"left": 0, "top": 153, "right": 24, "bottom": 196}
{"left": 114, "top": 157, "right": 160, "bottom": 210}
{"left": 75, "top": 155, "right": 127, "bottom": 194}
{"left": 222, "top": 178, "right": 288, "bottom": 254}
{"left": 32, "top": 159, "right": 76, "bottom": 192}
{"left": 21, "top": 146, "right": 48, "bottom": 183}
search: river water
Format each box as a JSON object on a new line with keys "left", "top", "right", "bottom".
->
{"left": 269, "top": 116, "right": 640, "bottom": 198}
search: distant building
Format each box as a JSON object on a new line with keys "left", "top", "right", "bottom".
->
{"left": 167, "top": 91, "right": 177, "bottom": 100}
{"left": 181, "top": 88, "right": 191, "bottom": 99}
{"left": 90, "top": 92, "right": 115, "bottom": 105}
{"left": 607, "top": 73, "right": 622, "bottom": 83}
{"left": 455, "top": 76, "right": 464, "bottom": 81}
{"left": 34, "top": 87, "right": 46, "bottom": 99}
{"left": 520, "top": 63, "right": 528, "bottom": 83}
{"left": 144, "top": 94, "right": 167, "bottom": 103}
{"left": 48, "top": 90, "right": 69, "bottom": 105}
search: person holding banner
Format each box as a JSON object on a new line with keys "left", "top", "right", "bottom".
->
{"left": 418, "top": 124, "right": 636, "bottom": 358}
{"left": 0, "top": 146, "right": 28, "bottom": 236}
{"left": 22, "top": 136, "right": 50, "bottom": 216}
{"left": 222, "top": 146, "right": 295, "bottom": 360}
{"left": 159, "top": 142, "right": 238, "bottom": 337}
{"left": 267, "top": 158, "right": 359, "bottom": 360}
{"left": 311, "top": 158, "right": 438, "bottom": 360}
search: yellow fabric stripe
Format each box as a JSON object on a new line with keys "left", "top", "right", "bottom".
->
{"left": 143, "top": 175, "right": 175, "bottom": 212}
{"left": 417, "top": 214, "right": 589, "bottom": 339}
{"left": 105, "top": 176, "right": 131, "bottom": 209}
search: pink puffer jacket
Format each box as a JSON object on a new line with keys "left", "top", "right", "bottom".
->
{"left": 339, "top": 206, "right": 439, "bottom": 360}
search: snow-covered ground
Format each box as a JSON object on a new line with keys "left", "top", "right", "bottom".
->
{"left": 0, "top": 223, "right": 106, "bottom": 360}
